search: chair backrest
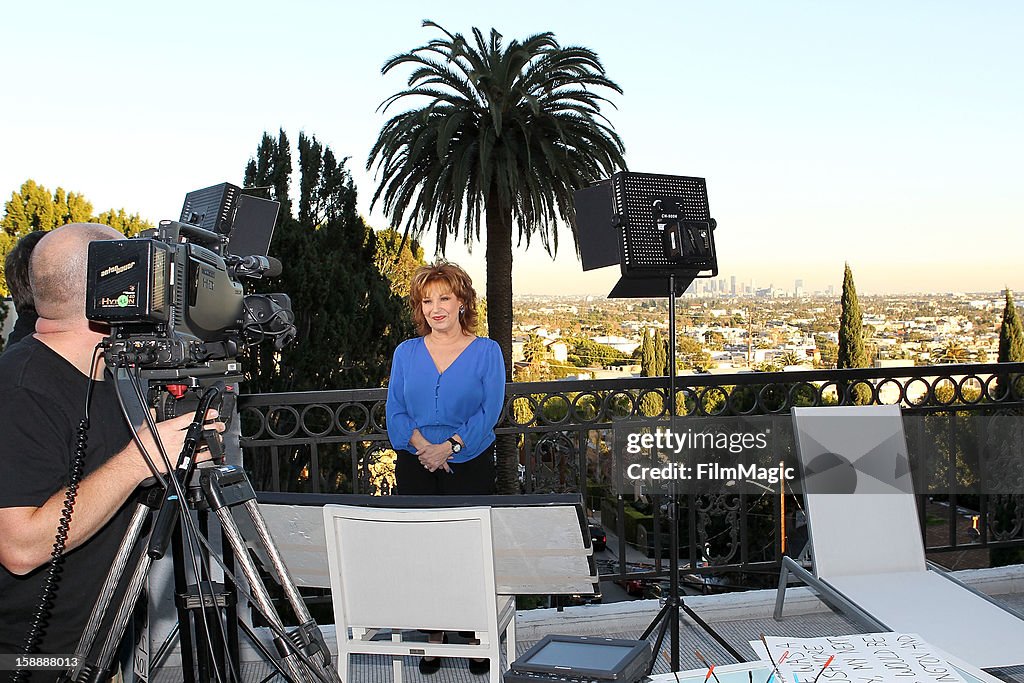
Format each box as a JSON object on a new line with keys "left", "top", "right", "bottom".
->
{"left": 323, "top": 504, "right": 498, "bottom": 633}
{"left": 792, "top": 405, "right": 926, "bottom": 578}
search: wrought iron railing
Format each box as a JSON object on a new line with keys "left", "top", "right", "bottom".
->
{"left": 240, "top": 362, "right": 1024, "bottom": 590}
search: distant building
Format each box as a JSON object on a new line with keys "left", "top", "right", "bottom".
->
{"left": 545, "top": 340, "right": 568, "bottom": 363}
{"left": 589, "top": 365, "right": 641, "bottom": 379}
{"left": 523, "top": 325, "right": 552, "bottom": 339}
{"left": 591, "top": 335, "right": 640, "bottom": 355}
{"left": 874, "top": 358, "right": 915, "bottom": 368}
{"left": 511, "top": 339, "right": 526, "bottom": 363}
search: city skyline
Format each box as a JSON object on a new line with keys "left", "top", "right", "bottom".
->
{"left": 2, "top": 1, "right": 1022, "bottom": 297}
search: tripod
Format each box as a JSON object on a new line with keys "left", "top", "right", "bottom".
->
{"left": 637, "top": 273, "right": 744, "bottom": 673}
{"left": 64, "top": 374, "right": 340, "bottom": 683}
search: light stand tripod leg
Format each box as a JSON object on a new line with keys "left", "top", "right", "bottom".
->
{"left": 677, "top": 602, "right": 745, "bottom": 663}
{"left": 639, "top": 598, "right": 675, "bottom": 677}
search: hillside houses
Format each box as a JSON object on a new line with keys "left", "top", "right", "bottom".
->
{"left": 510, "top": 291, "right": 1017, "bottom": 381}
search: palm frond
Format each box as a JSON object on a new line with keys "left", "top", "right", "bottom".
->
{"left": 368, "top": 21, "right": 626, "bottom": 257}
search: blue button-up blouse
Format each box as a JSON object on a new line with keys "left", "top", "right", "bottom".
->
{"left": 385, "top": 336, "right": 505, "bottom": 463}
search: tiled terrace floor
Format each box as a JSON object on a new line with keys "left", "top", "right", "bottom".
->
{"left": 154, "top": 567, "right": 1024, "bottom": 683}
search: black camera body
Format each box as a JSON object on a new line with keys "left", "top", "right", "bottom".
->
{"left": 85, "top": 184, "right": 295, "bottom": 370}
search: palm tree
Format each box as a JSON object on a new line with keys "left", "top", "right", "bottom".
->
{"left": 938, "top": 339, "right": 969, "bottom": 364}
{"left": 368, "top": 21, "right": 626, "bottom": 492}
{"left": 778, "top": 350, "right": 803, "bottom": 368}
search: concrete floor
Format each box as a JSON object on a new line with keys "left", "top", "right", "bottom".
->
{"left": 152, "top": 571, "right": 1024, "bottom": 683}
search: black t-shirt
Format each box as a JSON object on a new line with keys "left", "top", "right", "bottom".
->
{"left": 4, "top": 310, "right": 38, "bottom": 349}
{"left": 0, "top": 335, "right": 135, "bottom": 660}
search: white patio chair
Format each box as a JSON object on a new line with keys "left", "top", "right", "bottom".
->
{"left": 323, "top": 504, "right": 515, "bottom": 683}
{"left": 774, "top": 405, "right": 1024, "bottom": 668}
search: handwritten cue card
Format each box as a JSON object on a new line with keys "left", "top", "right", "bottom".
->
{"left": 750, "top": 633, "right": 968, "bottom": 683}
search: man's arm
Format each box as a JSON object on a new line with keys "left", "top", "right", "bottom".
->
{"left": 0, "top": 411, "right": 221, "bottom": 575}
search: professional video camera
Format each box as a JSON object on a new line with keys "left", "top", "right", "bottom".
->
{"left": 84, "top": 183, "right": 296, "bottom": 369}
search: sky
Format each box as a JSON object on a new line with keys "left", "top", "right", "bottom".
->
{"left": 2, "top": 1, "right": 1021, "bottom": 296}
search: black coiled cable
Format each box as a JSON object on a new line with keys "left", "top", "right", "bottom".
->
{"left": 11, "top": 347, "right": 99, "bottom": 683}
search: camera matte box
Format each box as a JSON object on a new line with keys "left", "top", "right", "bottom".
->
{"left": 86, "top": 239, "right": 172, "bottom": 324}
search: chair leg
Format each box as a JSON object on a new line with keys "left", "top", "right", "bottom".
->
{"left": 488, "top": 651, "right": 501, "bottom": 683}
{"left": 505, "top": 618, "right": 516, "bottom": 671}
{"left": 392, "top": 632, "right": 404, "bottom": 683}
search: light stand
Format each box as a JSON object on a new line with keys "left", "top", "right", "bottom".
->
{"left": 574, "top": 172, "right": 741, "bottom": 671}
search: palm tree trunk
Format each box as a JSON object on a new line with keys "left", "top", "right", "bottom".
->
{"left": 485, "top": 191, "right": 519, "bottom": 494}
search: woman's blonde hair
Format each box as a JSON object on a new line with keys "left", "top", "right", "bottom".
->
{"left": 408, "top": 261, "right": 479, "bottom": 336}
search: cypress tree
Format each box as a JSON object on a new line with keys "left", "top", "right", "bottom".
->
{"left": 242, "top": 130, "right": 413, "bottom": 395}
{"left": 996, "top": 288, "right": 1024, "bottom": 400}
{"left": 998, "top": 288, "right": 1024, "bottom": 363}
{"left": 640, "top": 328, "right": 655, "bottom": 377}
{"left": 654, "top": 329, "right": 668, "bottom": 377}
{"left": 838, "top": 263, "right": 867, "bottom": 368}
{"left": 638, "top": 328, "right": 663, "bottom": 416}
{"left": 241, "top": 130, "right": 415, "bottom": 493}
{"left": 837, "top": 263, "right": 870, "bottom": 404}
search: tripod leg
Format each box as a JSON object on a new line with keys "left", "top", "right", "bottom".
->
{"left": 71, "top": 501, "right": 151, "bottom": 663}
{"left": 69, "top": 546, "right": 155, "bottom": 682}
{"left": 171, "top": 525, "right": 198, "bottom": 683}
{"left": 200, "top": 467, "right": 340, "bottom": 683}
{"left": 211, "top": 505, "right": 315, "bottom": 683}
{"left": 239, "top": 500, "right": 319, "bottom": 629}
{"left": 239, "top": 499, "right": 338, "bottom": 679}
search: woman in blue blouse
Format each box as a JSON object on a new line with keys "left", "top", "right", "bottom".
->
{"left": 386, "top": 262, "right": 505, "bottom": 675}
{"left": 387, "top": 261, "right": 505, "bottom": 496}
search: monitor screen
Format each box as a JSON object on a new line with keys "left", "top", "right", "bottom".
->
{"left": 524, "top": 640, "right": 635, "bottom": 671}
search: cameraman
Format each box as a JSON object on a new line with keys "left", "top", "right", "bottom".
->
{"left": 0, "top": 223, "right": 224, "bottom": 667}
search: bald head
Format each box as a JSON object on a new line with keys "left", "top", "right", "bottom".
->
{"left": 30, "top": 223, "right": 123, "bottom": 321}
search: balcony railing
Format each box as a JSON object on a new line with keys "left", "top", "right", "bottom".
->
{"left": 239, "top": 362, "right": 1024, "bottom": 588}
